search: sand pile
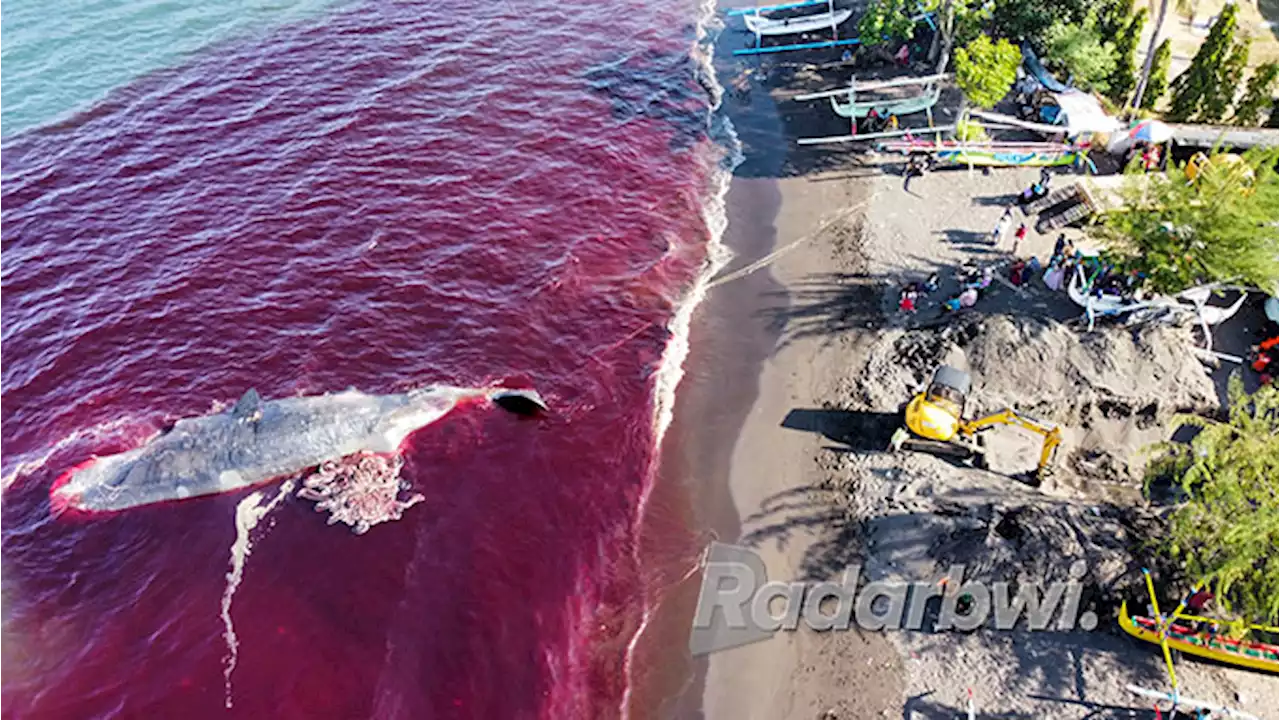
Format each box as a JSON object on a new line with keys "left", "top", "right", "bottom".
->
{"left": 840, "top": 314, "right": 1218, "bottom": 490}
{"left": 813, "top": 314, "right": 1221, "bottom": 600}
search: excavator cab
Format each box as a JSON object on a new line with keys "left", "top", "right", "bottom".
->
{"left": 901, "top": 365, "right": 971, "bottom": 442}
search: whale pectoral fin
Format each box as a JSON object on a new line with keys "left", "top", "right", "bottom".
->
{"left": 232, "top": 389, "right": 263, "bottom": 423}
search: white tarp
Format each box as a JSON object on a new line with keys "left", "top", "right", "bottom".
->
{"left": 1052, "top": 90, "right": 1122, "bottom": 136}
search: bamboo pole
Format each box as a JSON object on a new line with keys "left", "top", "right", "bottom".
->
{"left": 968, "top": 109, "right": 1064, "bottom": 134}
{"left": 797, "top": 124, "right": 956, "bottom": 144}
{"left": 1126, "top": 685, "right": 1260, "bottom": 720}
{"left": 792, "top": 73, "right": 951, "bottom": 101}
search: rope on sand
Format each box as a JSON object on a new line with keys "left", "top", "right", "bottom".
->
{"left": 705, "top": 196, "right": 875, "bottom": 290}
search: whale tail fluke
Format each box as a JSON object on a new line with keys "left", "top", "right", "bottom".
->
{"left": 489, "top": 388, "right": 547, "bottom": 416}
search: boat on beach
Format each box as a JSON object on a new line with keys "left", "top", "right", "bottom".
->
{"left": 1118, "top": 601, "right": 1280, "bottom": 674}
{"left": 831, "top": 82, "right": 941, "bottom": 119}
{"left": 742, "top": 6, "right": 852, "bottom": 35}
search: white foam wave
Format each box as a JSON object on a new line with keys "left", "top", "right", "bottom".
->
{"left": 221, "top": 479, "right": 295, "bottom": 709}
{"left": 618, "top": 0, "right": 742, "bottom": 714}
{"left": 1, "top": 416, "right": 156, "bottom": 492}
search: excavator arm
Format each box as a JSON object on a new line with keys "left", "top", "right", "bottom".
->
{"left": 958, "top": 409, "right": 1062, "bottom": 478}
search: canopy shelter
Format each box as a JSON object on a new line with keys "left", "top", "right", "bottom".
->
{"left": 1050, "top": 91, "right": 1122, "bottom": 137}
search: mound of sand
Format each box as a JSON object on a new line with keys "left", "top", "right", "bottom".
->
{"left": 840, "top": 315, "right": 1218, "bottom": 491}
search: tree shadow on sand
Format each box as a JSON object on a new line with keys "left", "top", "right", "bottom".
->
{"left": 761, "top": 259, "right": 1084, "bottom": 350}
{"left": 737, "top": 482, "right": 869, "bottom": 582}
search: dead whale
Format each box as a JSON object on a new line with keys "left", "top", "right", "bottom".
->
{"left": 51, "top": 385, "right": 546, "bottom": 513}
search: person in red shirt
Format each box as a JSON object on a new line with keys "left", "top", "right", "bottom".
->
{"left": 1013, "top": 223, "right": 1028, "bottom": 255}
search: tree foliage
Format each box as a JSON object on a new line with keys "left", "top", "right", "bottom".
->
{"left": 1145, "top": 375, "right": 1280, "bottom": 625}
{"left": 857, "top": 0, "right": 919, "bottom": 47}
{"left": 1100, "top": 146, "right": 1280, "bottom": 295}
{"left": 1107, "top": 7, "right": 1148, "bottom": 105}
{"left": 954, "top": 35, "right": 1021, "bottom": 109}
{"left": 1140, "top": 39, "right": 1173, "bottom": 110}
{"left": 990, "top": 0, "right": 1091, "bottom": 49}
{"left": 1045, "top": 14, "right": 1118, "bottom": 92}
{"left": 1232, "top": 61, "right": 1279, "bottom": 127}
{"left": 1168, "top": 4, "right": 1249, "bottom": 122}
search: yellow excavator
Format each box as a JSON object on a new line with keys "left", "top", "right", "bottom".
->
{"left": 889, "top": 365, "right": 1061, "bottom": 483}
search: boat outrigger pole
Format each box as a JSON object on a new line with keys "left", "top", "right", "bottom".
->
{"left": 1126, "top": 685, "right": 1261, "bottom": 720}
{"left": 791, "top": 73, "right": 951, "bottom": 102}
{"left": 1142, "top": 568, "right": 1181, "bottom": 693}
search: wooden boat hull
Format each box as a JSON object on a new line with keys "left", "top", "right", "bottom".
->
{"left": 1118, "top": 601, "right": 1280, "bottom": 674}
{"left": 831, "top": 84, "right": 941, "bottom": 119}
{"left": 743, "top": 7, "right": 852, "bottom": 35}
{"left": 934, "top": 147, "right": 1082, "bottom": 167}
{"left": 1067, "top": 265, "right": 1128, "bottom": 313}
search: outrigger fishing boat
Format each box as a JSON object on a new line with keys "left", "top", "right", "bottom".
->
{"left": 1120, "top": 569, "right": 1280, "bottom": 691}
{"left": 1119, "top": 602, "right": 1280, "bottom": 674}
{"left": 876, "top": 137, "right": 1089, "bottom": 167}
{"left": 730, "top": 0, "right": 934, "bottom": 56}
{"left": 742, "top": 6, "right": 853, "bottom": 35}
{"left": 793, "top": 74, "right": 946, "bottom": 120}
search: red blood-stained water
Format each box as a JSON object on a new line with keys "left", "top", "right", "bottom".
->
{"left": 1, "top": 0, "right": 718, "bottom": 716}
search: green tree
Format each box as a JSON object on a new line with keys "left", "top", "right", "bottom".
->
{"left": 1140, "top": 39, "right": 1173, "bottom": 110}
{"left": 953, "top": 35, "right": 1022, "bottom": 109}
{"left": 1108, "top": 8, "right": 1148, "bottom": 105}
{"left": 990, "top": 0, "right": 1090, "bottom": 49}
{"left": 1101, "top": 146, "right": 1280, "bottom": 295}
{"left": 1130, "top": 0, "right": 1193, "bottom": 110}
{"left": 1145, "top": 376, "right": 1280, "bottom": 625}
{"left": 1045, "top": 15, "right": 1118, "bottom": 92}
{"left": 857, "top": 0, "right": 918, "bottom": 47}
{"left": 1097, "top": 0, "right": 1136, "bottom": 38}
{"left": 1232, "top": 61, "right": 1276, "bottom": 126}
{"left": 1168, "top": 4, "right": 1248, "bottom": 122}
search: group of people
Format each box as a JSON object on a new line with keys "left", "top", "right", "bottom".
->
{"left": 862, "top": 107, "right": 900, "bottom": 135}
{"left": 897, "top": 273, "right": 940, "bottom": 314}
{"left": 941, "top": 264, "right": 995, "bottom": 312}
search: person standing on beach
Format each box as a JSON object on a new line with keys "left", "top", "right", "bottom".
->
{"left": 1013, "top": 223, "right": 1028, "bottom": 255}
{"left": 992, "top": 207, "right": 1013, "bottom": 245}
{"left": 903, "top": 156, "right": 924, "bottom": 192}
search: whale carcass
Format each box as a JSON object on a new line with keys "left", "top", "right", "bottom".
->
{"left": 52, "top": 385, "right": 546, "bottom": 515}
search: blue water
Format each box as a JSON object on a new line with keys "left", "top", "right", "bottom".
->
{"left": 1, "top": 0, "right": 343, "bottom": 136}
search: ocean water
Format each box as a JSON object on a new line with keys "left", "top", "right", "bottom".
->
{"left": 0, "top": 0, "right": 732, "bottom": 716}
